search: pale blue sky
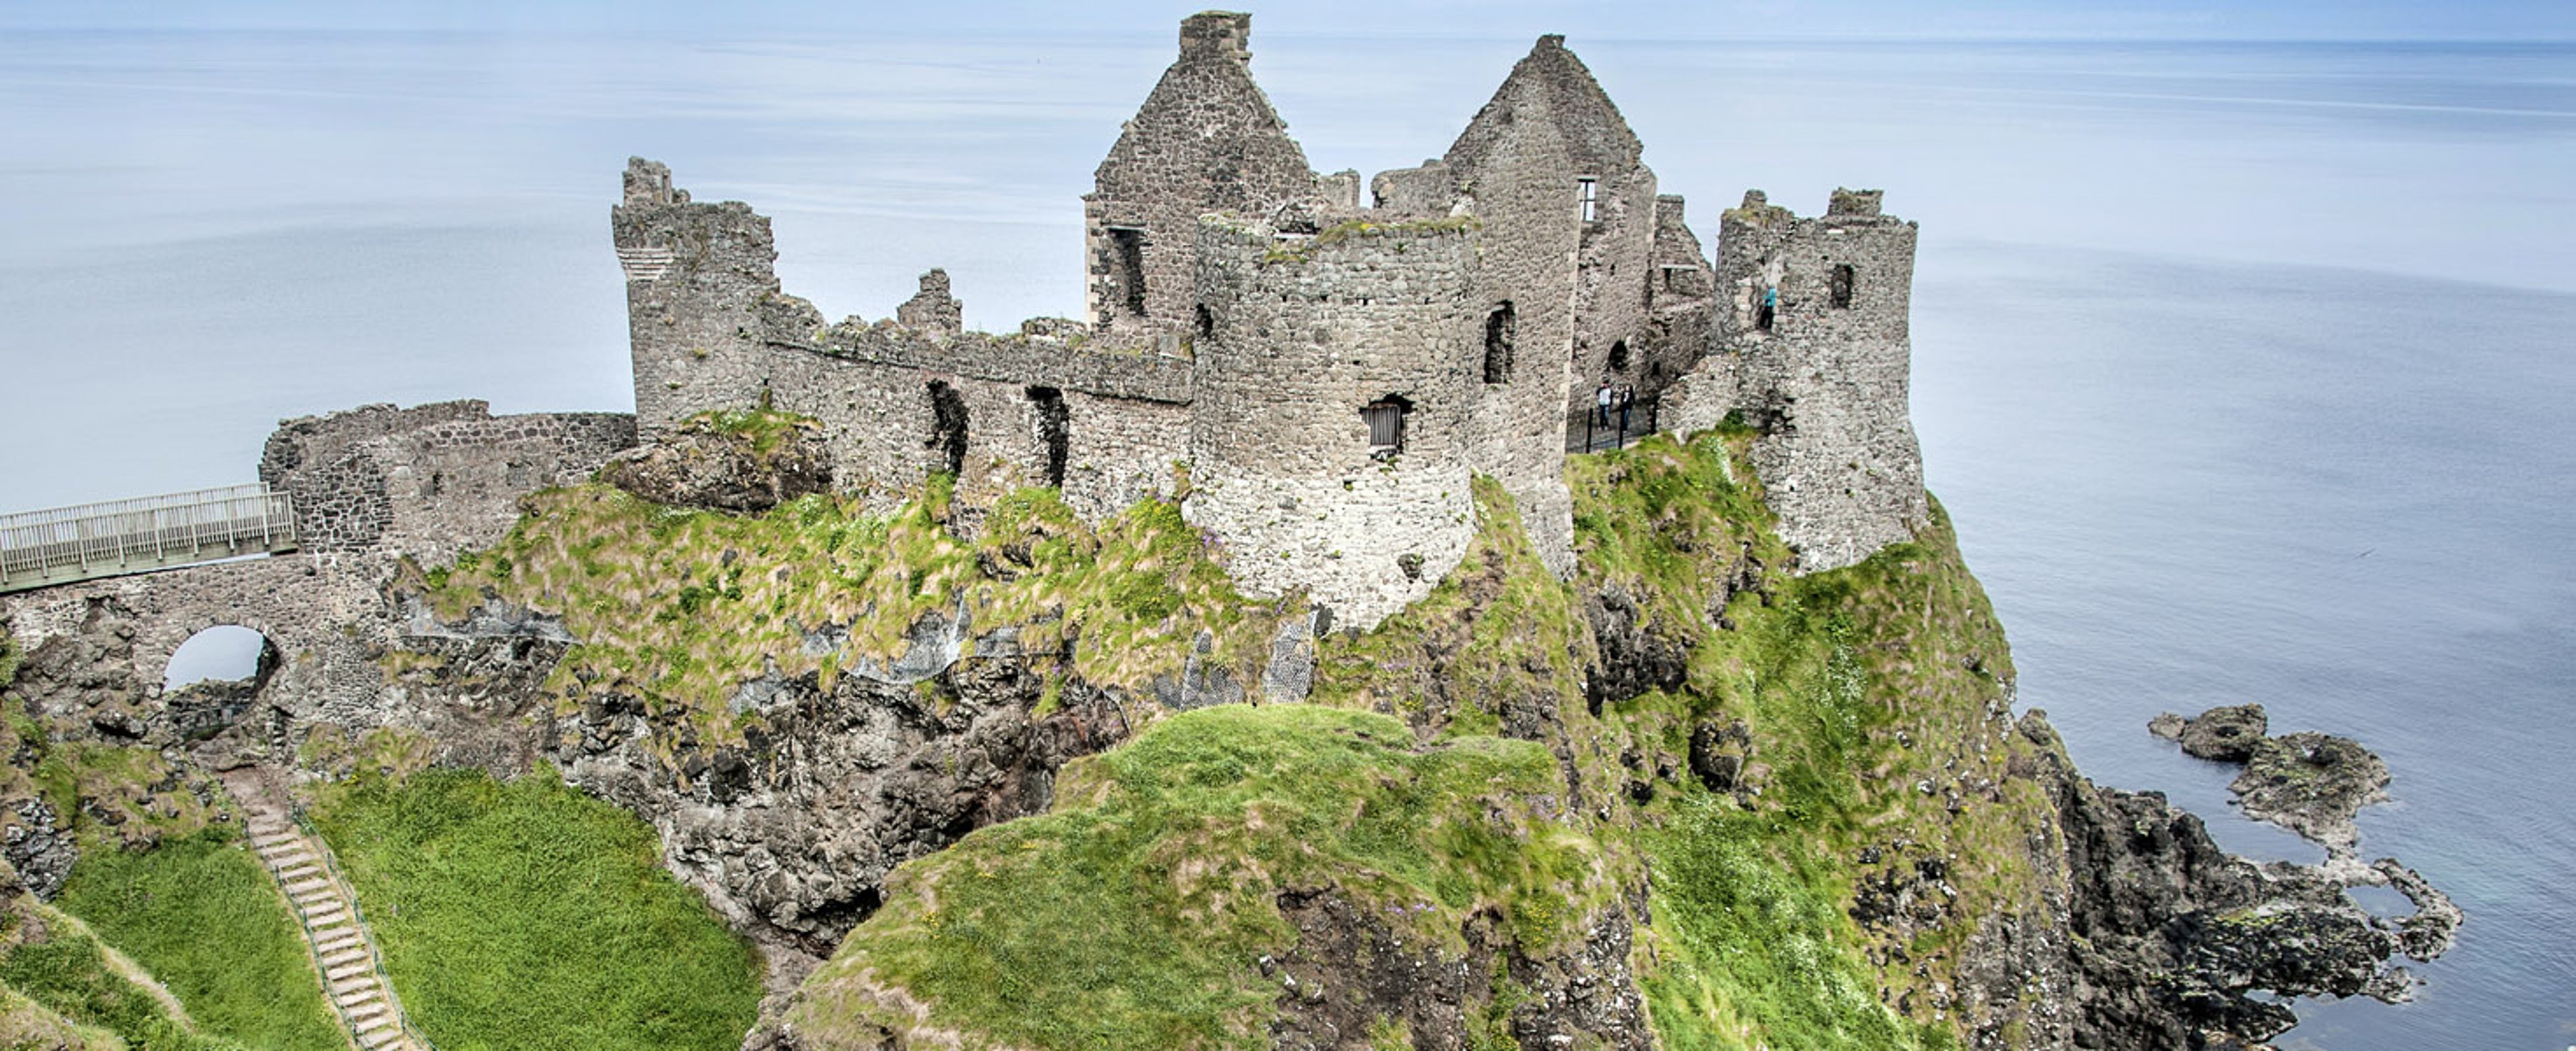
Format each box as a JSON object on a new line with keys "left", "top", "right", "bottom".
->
{"left": 6, "top": 0, "right": 2572, "bottom": 41}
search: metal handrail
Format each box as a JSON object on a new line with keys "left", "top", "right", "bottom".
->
{"left": 0, "top": 485, "right": 295, "bottom": 586}
{"left": 280, "top": 810, "right": 441, "bottom": 1051}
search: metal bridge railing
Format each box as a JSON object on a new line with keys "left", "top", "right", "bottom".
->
{"left": 0, "top": 484, "right": 297, "bottom": 590}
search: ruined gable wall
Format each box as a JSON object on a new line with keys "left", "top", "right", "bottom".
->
{"left": 1664, "top": 189, "right": 1927, "bottom": 573}
{"left": 1452, "top": 112, "right": 1581, "bottom": 578}
{"left": 1185, "top": 218, "right": 1480, "bottom": 630}
{"left": 1642, "top": 193, "right": 1715, "bottom": 394}
{"left": 1440, "top": 36, "right": 1663, "bottom": 421}
{"left": 1087, "top": 12, "right": 1318, "bottom": 332}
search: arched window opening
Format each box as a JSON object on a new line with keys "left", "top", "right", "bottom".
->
{"left": 1607, "top": 339, "right": 1630, "bottom": 372}
{"left": 1362, "top": 396, "right": 1411, "bottom": 458}
{"left": 164, "top": 625, "right": 271, "bottom": 692}
{"left": 1482, "top": 302, "right": 1515, "bottom": 384}
{"left": 1026, "top": 386, "right": 1070, "bottom": 488}
{"left": 926, "top": 381, "right": 969, "bottom": 476}
{"left": 1830, "top": 264, "right": 1855, "bottom": 309}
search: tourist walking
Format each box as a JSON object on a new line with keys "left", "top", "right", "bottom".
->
{"left": 1617, "top": 385, "right": 1634, "bottom": 433}
{"left": 1595, "top": 380, "right": 1613, "bottom": 428}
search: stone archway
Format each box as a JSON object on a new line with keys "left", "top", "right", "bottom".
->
{"left": 161, "top": 624, "right": 278, "bottom": 743}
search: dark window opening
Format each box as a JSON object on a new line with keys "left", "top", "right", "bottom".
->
{"left": 1027, "top": 386, "right": 1070, "bottom": 488}
{"left": 1577, "top": 178, "right": 1599, "bottom": 223}
{"left": 1362, "top": 396, "right": 1410, "bottom": 456}
{"left": 1830, "top": 264, "right": 1855, "bottom": 309}
{"left": 1607, "top": 339, "right": 1630, "bottom": 372}
{"left": 1108, "top": 227, "right": 1148, "bottom": 317}
{"left": 926, "top": 380, "right": 969, "bottom": 476}
{"left": 1193, "top": 302, "right": 1215, "bottom": 341}
{"left": 1756, "top": 298, "right": 1776, "bottom": 332}
{"left": 1483, "top": 302, "right": 1515, "bottom": 384}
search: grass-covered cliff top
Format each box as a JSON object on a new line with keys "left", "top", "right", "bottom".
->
{"left": 416, "top": 476, "right": 1302, "bottom": 748}
{"left": 767, "top": 431, "right": 2046, "bottom": 1050}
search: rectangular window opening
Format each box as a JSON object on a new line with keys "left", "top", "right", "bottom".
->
{"left": 1108, "top": 227, "right": 1148, "bottom": 317}
{"left": 1829, "top": 264, "right": 1855, "bottom": 309}
{"left": 1363, "top": 398, "right": 1409, "bottom": 455}
{"left": 1577, "top": 178, "right": 1599, "bottom": 223}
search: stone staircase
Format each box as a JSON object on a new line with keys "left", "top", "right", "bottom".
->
{"left": 234, "top": 780, "right": 431, "bottom": 1051}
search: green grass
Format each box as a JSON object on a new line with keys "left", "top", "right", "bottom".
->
{"left": 53, "top": 827, "right": 342, "bottom": 1051}
{"left": 790, "top": 704, "right": 1613, "bottom": 1050}
{"left": 307, "top": 767, "right": 762, "bottom": 1051}
{"left": 0, "top": 901, "right": 239, "bottom": 1051}
{"left": 414, "top": 482, "right": 1299, "bottom": 752}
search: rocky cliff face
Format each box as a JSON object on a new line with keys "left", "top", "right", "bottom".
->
{"left": 0, "top": 430, "right": 2458, "bottom": 1050}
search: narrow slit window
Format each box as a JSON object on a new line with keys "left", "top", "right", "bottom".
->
{"left": 1577, "top": 178, "right": 1598, "bottom": 223}
{"left": 1483, "top": 302, "right": 1515, "bottom": 384}
{"left": 1830, "top": 264, "right": 1855, "bottom": 309}
{"left": 1362, "top": 398, "right": 1409, "bottom": 455}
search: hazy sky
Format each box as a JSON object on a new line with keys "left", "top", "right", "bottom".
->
{"left": 8, "top": 0, "right": 2574, "bottom": 41}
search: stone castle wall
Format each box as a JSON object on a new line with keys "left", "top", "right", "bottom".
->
{"left": 1184, "top": 218, "right": 1481, "bottom": 628}
{"left": 260, "top": 400, "right": 634, "bottom": 559}
{"left": 1662, "top": 189, "right": 1927, "bottom": 573}
{"left": 1084, "top": 11, "right": 1321, "bottom": 333}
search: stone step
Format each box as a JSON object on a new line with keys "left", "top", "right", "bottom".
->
{"left": 274, "top": 858, "right": 321, "bottom": 876}
{"left": 286, "top": 878, "right": 334, "bottom": 899}
{"left": 335, "top": 983, "right": 383, "bottom": 1006}
{"left": 315, "top": 932, "right": 363, "bottom": 954}
{"left": 354, "top": 1019, "right": 402, "bottom": 1049}
{"left": 326, "top": 959, "right": 374, "bottom": 983}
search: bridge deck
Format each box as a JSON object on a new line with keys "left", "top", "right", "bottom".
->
{"left": 0, "top": 485, "right": 298, "bottom": 594}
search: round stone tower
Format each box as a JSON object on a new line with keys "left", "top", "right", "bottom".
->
{"left": 1183, "top": 215, "right": 1481, "bottom": 629}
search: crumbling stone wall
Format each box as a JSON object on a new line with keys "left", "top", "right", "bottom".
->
{"left": 1443, "top": 35, "right": 1668, "bottom": 420}
{"left": 1185, "top": 217, "right": 1481, "bottom": 629}
{"left": 1643, "top": 194, "right": 1715, "bottom": 388}
{"left": 1085, "top": 11, "right": 1322, "bottom": 333}
{"left": 260, "top": 400, "right": 634, "bottom": 563}
{"left": 1662, "top": 189, "right": 1927, "bottom": 573}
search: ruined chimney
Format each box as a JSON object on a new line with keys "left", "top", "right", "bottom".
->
{"left": 1827, "top": 188, "right": 1885, "bottom": 218}
{"left": 623, "top": 157, "right": 684, "bottom": 207}
{"left": 1180, "top": 11, "right": 1252, "bottom": 64}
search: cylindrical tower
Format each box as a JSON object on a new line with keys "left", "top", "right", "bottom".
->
{"left": 1184, "top": 215, "right": 1481, "bottom": 629}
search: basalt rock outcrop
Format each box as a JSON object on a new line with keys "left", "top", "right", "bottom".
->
{"left": 2151, "top": 705, "right": 2392, "bottom": 857}
{"left": 2024, "top": 712, "right": 2455, "bottom": 1049}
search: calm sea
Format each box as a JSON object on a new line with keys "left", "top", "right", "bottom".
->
{"left": 3, "top": 26, "right": 2569, "bottom": 1048}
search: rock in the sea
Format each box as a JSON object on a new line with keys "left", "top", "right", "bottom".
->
{"left": 2232, "top": 731, "right": 2389, "bottom": 854}
{"left": 2155, "top": 704, "right": 2269, "bottom": 762}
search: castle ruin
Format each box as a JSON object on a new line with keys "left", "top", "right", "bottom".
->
{"left": 604, "top": 10, "right": 1929, "bottom": 628}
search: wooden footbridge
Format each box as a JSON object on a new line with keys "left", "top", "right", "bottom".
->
{"left": 0, "top": 485, "right": 298, "bottom": 594}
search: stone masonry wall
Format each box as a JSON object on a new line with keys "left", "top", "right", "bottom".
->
{"left": 614, "top": 162, "right": 1193, "bottom": 519}
{"left": 1085, "top": 12, "right": 1319, "bottom": 333}
{"left": 1662, "top": 188, "right": 1927, "bottom": 573}
{"left": 1185, "top": 217, "right": 1481, "bottom": 629}
{"left": 260, "top": 401, "right": 633, "bottom": 558}
{"left": 1447, "top": 97, "right": 1582, "bottom": 579}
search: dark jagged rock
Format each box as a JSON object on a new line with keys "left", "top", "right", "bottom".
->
{"left": 2233, "top": 732, "right": 2388, "bottom": 854}
{"left": 1265, "top": 893, "right": 1648, "bottom": 1051}
{"left": 2025, "top": 711, "right": 2457, "bottom": 1050}
{"left": 2151, "top": 704, "right": 2269, "bottom": 763}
